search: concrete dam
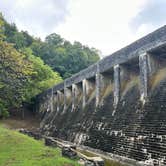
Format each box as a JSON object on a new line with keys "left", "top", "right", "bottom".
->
{"left": 35, "top": 25, "right": 166, "bottom": 165}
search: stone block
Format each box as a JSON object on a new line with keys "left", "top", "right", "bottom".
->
{"left": 44, "top": 137, "right": 57, "bottom": 147}
{"left": 62, "top": 145, "right": 77, "bottom": 159}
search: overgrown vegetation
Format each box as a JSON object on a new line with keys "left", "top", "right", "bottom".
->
{"left": 0, "top": 12, "right": 99, "bottom": 117}
{"left": 0, "top": 14, "right": 62, "bottom": 117}
{"left": 3, "top": 15, "right": 100, "bottom": 79}
{"left": 0, "top": 124, "right": 80, "bottom": 166}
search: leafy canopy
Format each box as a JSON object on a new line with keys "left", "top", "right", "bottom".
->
{"left": 0, "top": 12, "right": 99, "bottom": 117}
{"left": 0, "top": 14, "right": 62, "bottom": 117}
{"left": 2, "top": 15, "right": 100, "bottom": 79}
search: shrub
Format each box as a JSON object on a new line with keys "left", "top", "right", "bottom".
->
{"left": 0, "top": 103, "right": 9, "bottom": 119}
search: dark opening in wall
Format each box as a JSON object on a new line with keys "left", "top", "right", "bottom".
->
{"left": 119, "top": 57, "right": 140, "bottom": 101}
{"left": 148, "top": 45, "right": 166, "bottom": 91}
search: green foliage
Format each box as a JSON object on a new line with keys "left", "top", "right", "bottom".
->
{"left": 0, "top": 40, "right": 62, "bottom": 117}
{"left": 0, "top": 125, "right": 80, "bottom": 166}
{"left": 0, "top": 13, "right": 99, "bottom": 117}
{"left": 45, "top": 33, "right": 63, "bottom": 46}
{"left": 0, "top": 110, "right": 9, "bottom": 119}
{"left": 21, "top": 48, "right": 62, "bottom": 102}
{"left": 0, "top": 102, "right": 9, "bottom": 118}
{"left": 0, "top": 40, "right": 33, "bottom": 109}
{"left": 2, "top": 16, "right": 34, "bottom": 49}
{"left": 1, "top": 14, "right": 100, "bottom": 79}
{"left": 0, "top": 14, "right": 62, "bottom": 117}
{"left": 4, "top": 22, "right": 33, "bottom": 49}
{"left": 31, "top": 34, "right": 100, "bottom": 78}
{"left": 0, "top": 13, "right": 5, "bottom": 40}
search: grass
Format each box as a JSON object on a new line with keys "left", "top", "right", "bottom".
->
{"left": 0, "top": 124, "right": 80, "bottom": 166}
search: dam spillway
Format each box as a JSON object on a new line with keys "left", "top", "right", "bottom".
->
{"left": 35, "top": 25, "right": 166, "bottom": 165}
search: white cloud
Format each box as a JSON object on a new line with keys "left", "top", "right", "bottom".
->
{"left": 55, "top": 0, "right": 149, "bottom": 56}
{"left": 130, "top": 0, "right": 166, "bottom": 37}
{"left": 0, "top": 0, "right": 70, "bottom": 38}
{"left": 0, "top": 0, "right": 165, "bottom": 57}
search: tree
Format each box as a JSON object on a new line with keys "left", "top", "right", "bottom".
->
{"left": 0, "top": 13, "right": 5, "bottom": 40}
{"left": 0, "top": 14, "right": 63, "bottom": 118}
{"left": 0, "top": 41, "right": 33, "bottom": 110}
{"left": 21, "top": 31, "right": 34, "bottom": 47}
{"left": 21, "top": 48, "right": 62, "bottom": 102}
{"left": 45, "top": 33, "right": 63, "bottom": 46}
{"left": 0, "top": 12, "right": 100, "bottom": 118}
{"left": 1, "top": 13, "right": 100, "bottom": 80}
{"left": 30, "top": 35, "right": 100, "bottom": 78}
{"left": 0, "top": 41, "right": 62, "bottom": 117}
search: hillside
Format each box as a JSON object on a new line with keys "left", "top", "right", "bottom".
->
{"left": 0, "top": 12, "right": 99, "bottom": 118}
{"left": 0, "top": 124, "right": 80, "bottom": 166}
{"left": 2, "top": 14, "right": 100, "bottom": 79}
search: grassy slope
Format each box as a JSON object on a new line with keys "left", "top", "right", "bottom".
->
{"left": 0, "top": 124, "right": 80, "bottom": 166}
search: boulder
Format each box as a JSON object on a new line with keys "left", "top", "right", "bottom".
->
{"left": 32, "top": 132, "right": 42, "bottom": 140}
{"left": 85, "top": 157, "right": 104, "bottom": 166}
{"left": 85, "top": 160, "right": 95, "bottom": 166}
{"left": 19, "top": 129, "right": 42, "bottom": 140}
{"left": 44, "top": 137, "right": 57, "bottom": 147}
{"left": 62, "top": 145, "right": 77, "bottom": 159}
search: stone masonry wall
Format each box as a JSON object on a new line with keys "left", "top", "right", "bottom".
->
{"left": 35, "top": 26, "right": 166, "bottom": 165}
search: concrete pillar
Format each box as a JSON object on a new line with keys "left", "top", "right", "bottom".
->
{"left": 113, "top": 64, "right": 120, "bottom": 109}
{"left": 64, "top": 87, "right": 72, "bottom": 112}
{"left": 96, "top": 72, "right": 105, "bottom": 107}
{"left": 46, "top": 93, "right": 51, "bottom": 112}
{"left": 57, "top": 90, "right": 63, "bottom": 112}
{"left": 64, "top": 81, "right": 67, "bottom": 112}
{"left": 72, "top": 84, "right": 80, "bottom": 111}
{"left": 139, "top": 53, "right": 158, "bottom": 104}
{"left": 51, "top": 88, "right": 54, "bottom": 112}
{"left": 56, "top": 91, "right": 60, "bottom": 112}
{"left": 53, "top": 93, "right": 57, "bottom": 112}
{"left": 139, "top": 53, "right": 148, "bottom": 103}
{"left": 82, "top": 79, "right": 87, "bottom": 108}
{"left": 64, "top": 87, "right": 67, "bottom": 112}
{"left": 72, "top": 84, "right": 75, "bottom": 111}
{"left": 96, "top": 63, "right": 105, "bottom": 107}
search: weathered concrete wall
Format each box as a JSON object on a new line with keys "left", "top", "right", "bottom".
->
{"left": 36, "top": 25, "right": 166, "bottom": 165}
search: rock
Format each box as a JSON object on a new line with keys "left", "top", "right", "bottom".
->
{"left": 70, "top": 145, "right": 77, "bottom": 150}
{"left": 19, "top": 129, "right": 42, "bottom": 140}
{"left": 153, "top": 159, "right": 159, "bottom": 166}
{"left": 62, "top": 145, "right": 77, "bottom": 159}
{"left": 44, "top": 137, "right": 57, "bottom": 147}
{"left": 93, "top": 157, "right": 104, "bottom": 166}
{"left": 78, "top": 159, "right": 86, "bottom": 165}
{"left": 32, "top": 132, "right": 42, "bottom": 140}
{"left": 19, "top": 128, "right": 25, "bottom": 133}
{"left": 85, "top": 157, "right": 104, "bottom": 166}
{"left": 19, "top": 128, "right": 28, "bottom": 134}
{"left": 19, "top": 129, "right": 31, "bottom": 136}
{"left": 85, "top": 160, "right": 95, "bottom": 166}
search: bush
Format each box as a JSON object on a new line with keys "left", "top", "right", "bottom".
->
{"left": 0, "top": 103, "right": 9, "bottom": 119}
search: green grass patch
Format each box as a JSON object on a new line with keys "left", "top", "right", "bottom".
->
{"left": 0, "top": 124, "right": 80, "bottom": 166}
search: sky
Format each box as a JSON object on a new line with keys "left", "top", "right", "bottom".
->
{"left": 0, "top": 0, "right": 166, "bottom": 57}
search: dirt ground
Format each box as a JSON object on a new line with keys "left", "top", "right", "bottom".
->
{"left": 1, "top": 113, "right": 40, "bottom": 131}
